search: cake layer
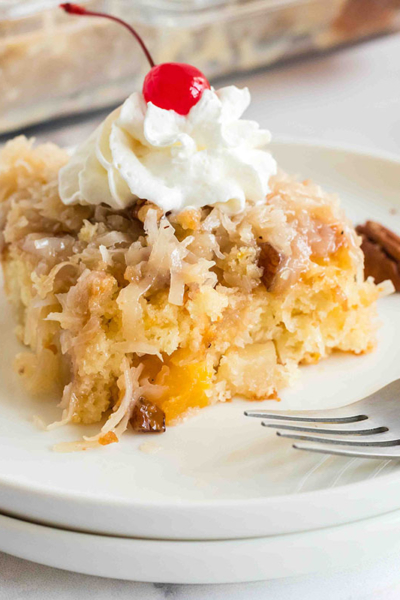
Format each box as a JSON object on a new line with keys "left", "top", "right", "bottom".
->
{"left": 0, "top": 137, "right": 383, "bottom": 447}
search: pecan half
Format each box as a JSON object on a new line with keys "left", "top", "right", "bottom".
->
{"left": 258, "top": 242, "right": 283, "bottom": 291}
{"left": 130, "top": 397, "right": 166, "bottom": 433}
{"left": 356, "top": 221, "right": 400, "bottom": 291}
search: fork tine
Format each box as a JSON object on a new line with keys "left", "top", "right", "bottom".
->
{"left": 293, "top": 442, "right": 400, "bottom": 460}
{"left": 262, "top": 423, "right": 387, "bottom": 435}
{"left": 244, "top": 410, "right": 368, "bottom": 424}
{"left": 276, "top": 431, "right": 399, "bottom": 447}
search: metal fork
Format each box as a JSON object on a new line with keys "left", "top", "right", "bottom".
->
{"left": 245, "top": 379, "right": 400, "bottom": 460}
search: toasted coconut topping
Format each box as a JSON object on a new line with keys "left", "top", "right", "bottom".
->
{"left": 0, "top": 137, "right": 383, "bottom": 450}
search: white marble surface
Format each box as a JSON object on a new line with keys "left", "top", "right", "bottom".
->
{"left": 3, "top": 547, "right": 400, "bottom": 600}
{"left": 1, "top": 32, "right": 400, "bottom": 599}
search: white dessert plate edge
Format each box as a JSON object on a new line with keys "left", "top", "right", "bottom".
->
{"left": 2, "top": 508, "right": 400, "bottom": 584}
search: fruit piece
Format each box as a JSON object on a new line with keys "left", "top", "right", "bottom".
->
{"left": 98, "top": 431, "right": 119, "bottom": 446}
{"left": 60, "top": 4, "right": 210, "bottom": 116}
{"left": 143, "top": 63, "right": 210, "bottom": 116}
{"left": 130, "top": 397, "right": 166, "bottom": 433}
{"left": 155, "top": 359, "right": 213, "bottom": 424}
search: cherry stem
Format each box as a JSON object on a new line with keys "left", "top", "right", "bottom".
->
{"left": 60, "top": 3, "right": 155, "bottom": 68}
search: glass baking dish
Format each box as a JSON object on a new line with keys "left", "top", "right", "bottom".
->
{"left": 0, "top": 0, "right": 399, "bottom": 134}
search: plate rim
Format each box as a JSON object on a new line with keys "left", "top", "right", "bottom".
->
{"left": 271, "top": 135, "right": 400, "bottom": 165}
{"left": 2, "top": 507, "right": 400, "bottom": 583}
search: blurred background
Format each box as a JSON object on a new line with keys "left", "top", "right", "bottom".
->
{"left": 0, "top": 0, "right": 400, "bottom": 139}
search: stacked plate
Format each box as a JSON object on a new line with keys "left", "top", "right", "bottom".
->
{"left": 1, "top": 142, "right": 400, "bottom": 584}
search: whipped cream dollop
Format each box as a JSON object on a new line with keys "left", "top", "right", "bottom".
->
{"left": 59, "top": 85, "right": 277, "bottom": 215}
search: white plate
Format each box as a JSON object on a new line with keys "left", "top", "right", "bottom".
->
{"left": 1, "top": 140, "right": 400, "bottom": 541}
{"left": 3, "top": 508, "right": 400, "bottom": 584}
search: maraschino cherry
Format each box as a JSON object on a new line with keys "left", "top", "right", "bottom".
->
{"left": 60, "top": 3, "right": 211, "bottom": 116}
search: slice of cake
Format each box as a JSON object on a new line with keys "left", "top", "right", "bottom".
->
{"left": 0, "top": 6, "right": 391, "bottom": 449}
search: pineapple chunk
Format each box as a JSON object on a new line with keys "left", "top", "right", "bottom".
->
{"left": 217, "top": 342, "right": 278, "bottom": 399}
{"left": 155, "top": 360, "right": 213, "bottom": 424}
